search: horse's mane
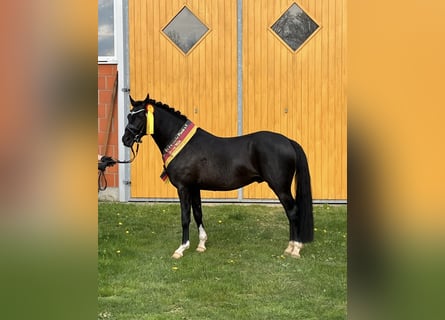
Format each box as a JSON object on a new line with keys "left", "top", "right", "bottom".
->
{"left": 148, "top": 99, "right": 188, "bottom": 122}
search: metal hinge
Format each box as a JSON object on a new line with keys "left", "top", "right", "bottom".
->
{"left": 121, "top": 87, "right": 130, "bottom": 93}
{"left": 123, "top": 180, "right": 131, "bottom": 185}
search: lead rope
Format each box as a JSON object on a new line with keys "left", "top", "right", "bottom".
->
{"left": 98, "top": 143, "right": 140, "bottom": 192}
{"left": 98, "top": 170, "right": 108, "bottom": 192}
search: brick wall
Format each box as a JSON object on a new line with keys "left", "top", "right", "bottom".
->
{"left": 98, "top": 64, "right": 119, "bottom": 187}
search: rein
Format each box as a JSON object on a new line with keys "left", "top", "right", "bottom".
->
{"left": 114, "top": 143, "right": 140, "bottom": 164}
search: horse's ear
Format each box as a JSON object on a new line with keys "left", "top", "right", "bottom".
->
{"left": 144, "top": 93, "right": 150, "bottom": 103}
{"left": 129, "top": 95, "right": 136, "bottom": 106}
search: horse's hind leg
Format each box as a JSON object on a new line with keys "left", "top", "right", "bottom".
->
{"left": 274, "top": 188, "right": 304, "bottom": 258}
{"left": 191, "top": 189, "right": 208, "bottom": 253}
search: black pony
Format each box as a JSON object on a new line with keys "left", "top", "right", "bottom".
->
{"left": 122, "top": 94, "right": 313, "bottom": 259}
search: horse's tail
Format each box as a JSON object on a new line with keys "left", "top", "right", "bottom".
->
{"left": 291, "top": 140, "right": 314, "bottom": 243}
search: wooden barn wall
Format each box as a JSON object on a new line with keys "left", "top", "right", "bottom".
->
{"left": 128, "top": 0, "right": 347, "bottom": 201}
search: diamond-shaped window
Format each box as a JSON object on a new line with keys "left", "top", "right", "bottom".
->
{"left": 271, "top": 3, "right": 319, "bottom": 52}
{"left": 162, "top": 7, "right": 209, "bottom": 54}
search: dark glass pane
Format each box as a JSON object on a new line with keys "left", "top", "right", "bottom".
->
{"left": 162, "top": 7, "right": 209, "bottom": 54}
{"left": 271, "top": 3, "right": 319, "bottom": 51}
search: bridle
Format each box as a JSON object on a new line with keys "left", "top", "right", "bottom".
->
{"left": 115, "top": 107, "right": 146, "bottom": 164}
{"left": 126, "top": 108, "right": 146, "bottom": 141}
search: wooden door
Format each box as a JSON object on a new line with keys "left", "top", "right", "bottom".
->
{"left": 242, "top": 0, "right": 347, "bottom": 200}
{"left": 129, "top": 0, "right": 238, "bottom": 199}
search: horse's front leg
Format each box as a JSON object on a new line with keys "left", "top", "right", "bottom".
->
{"left": 172, "top": 187, "right": 192, "bottom": 259}
{"left": 191, "top": 188, "right": 208, "bottom": 253}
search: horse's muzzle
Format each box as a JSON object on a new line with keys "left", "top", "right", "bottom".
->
{"left": 122, "top": 131, "right": 135, "bottom": 148}
{"left": 122, "top": 122, "right": 145, "bottom": 147}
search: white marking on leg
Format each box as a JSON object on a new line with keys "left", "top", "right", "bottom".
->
{"left": 284, "top": 241, "right": 304, "bottom": 258}
{"left": 284, "top": 241, "right": 295, "bottom": 255}
{"left": 196, "top": 225, "right": 208, "bottom": 253}
{"left": 291, "top": 242, "right": 304, "bottom": 258}
{"left": 172, "top": 240, "right": 190, "bottom": 259}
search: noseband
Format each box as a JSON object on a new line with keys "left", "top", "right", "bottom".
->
{"left": 126, "top": 123, "right": 144, "bottom": 143}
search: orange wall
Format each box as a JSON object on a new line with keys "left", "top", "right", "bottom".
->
{"left": 98, "top": 64, "right": 119, "bottom": 187}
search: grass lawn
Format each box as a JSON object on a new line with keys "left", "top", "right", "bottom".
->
{"left": 98, "top": 203, "right": 346, "bottom": 319}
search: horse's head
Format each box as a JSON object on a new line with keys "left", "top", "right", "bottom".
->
{"left": 122, "top": 94, "right": 152, "bottom": 147}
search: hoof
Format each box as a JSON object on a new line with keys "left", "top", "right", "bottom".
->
{"left": 196, "top": 246, "right": 206, "bottom": 253}
{"left": 284, "top": 241, "right": 304, "bottom": 258}
{"left": 171, "top": 252, "right": 183, "bottom": 259}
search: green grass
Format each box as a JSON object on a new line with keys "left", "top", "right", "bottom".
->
{"left": 98, "top": 203, "right": 346, "bottom": 319}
